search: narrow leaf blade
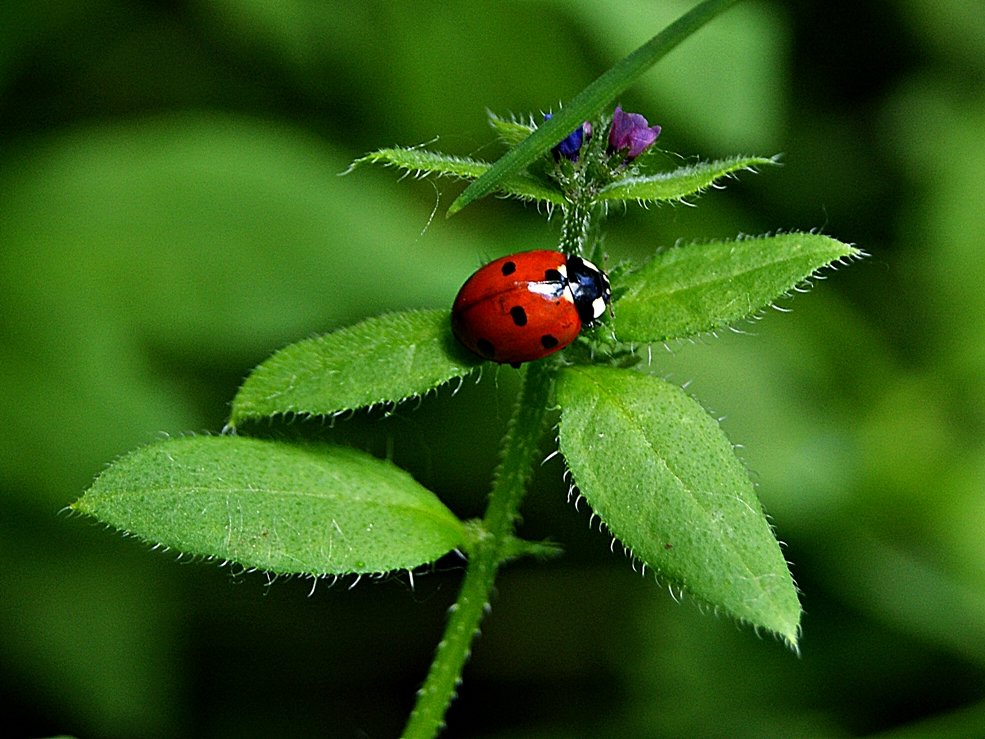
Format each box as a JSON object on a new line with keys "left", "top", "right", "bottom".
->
{"left": 615, "top": 232, "right": 861, "bottom": 342}
{"left": 557, "top": 366, "right": 801, "bottom": 647}
{"left": 598, "top": 155, "right": 777, "bottom": 204}
{"left": 229, "top": 309, "right": 481, "bottom": 426}
{"left": 447, "top": 0, "right": 743, "bottom": 215}
{"left": 73, "top": 436, "right": 467, "bottom": 575}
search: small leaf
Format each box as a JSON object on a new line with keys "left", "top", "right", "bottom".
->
{"left": 615, "top": 233, "right": 861, "bottom": 343}
{"left": 229, "top": 309, "right": 481, "bottom": 427}
{"left": 487, "top": 111, "right": 537, "bottom": 147}
{"left": 349, "top": 146, "right": 564, "bottom": 205}
{"left": 597, "top": 155, "right": 777, "bottom": 204}
{"left": 350, "top": 146, "right": 488, "bottom": 179}
{"left": 448, "top": 0, "right": 743, "bottom": 215}
{"left": 556, "top": 366, "right": 801, "bottom": 647}
{"left": 73, "top": 436, "right": 467, "bottom": 575}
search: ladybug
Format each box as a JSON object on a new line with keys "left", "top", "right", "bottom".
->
{"left": 451, "top": 250, "right": 611, "bottom": 366}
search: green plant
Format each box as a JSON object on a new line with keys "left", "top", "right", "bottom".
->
{"left": 71, "top": 1, "right": 860, "bottom": 736}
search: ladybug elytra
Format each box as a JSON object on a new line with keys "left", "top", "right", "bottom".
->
{"left": 451, "top": 250, "right": 611, "bottom": 366}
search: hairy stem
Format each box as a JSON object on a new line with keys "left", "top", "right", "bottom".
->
{"left": 559, "top": 196, "right": 594, "bottom": 257}
{"left": 401, "top": 360, "right": 555, "bottom": 739}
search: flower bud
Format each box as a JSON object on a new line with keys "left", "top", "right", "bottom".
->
{"left": 607, "top": 106, "right": 661, "bottom": 161}
{"left": 545, "top": 113, "right": 589, "bottom": 162}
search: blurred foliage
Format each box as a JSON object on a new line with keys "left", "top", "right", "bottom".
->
{"left": 2, "top": 1, "right": 984, "bottom": 737}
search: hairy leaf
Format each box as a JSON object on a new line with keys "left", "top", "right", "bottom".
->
{"left": 350, "top": 146, "right": 487, "bottom": 180}
{"left": 229, "top": 309, "right": 480, "bottom": 427}
{"left": 448, "top": 0, "right": 743, "bottom": 215}
{"left": 73, "top": 436, "right": 467, "bottom": 575}
{"left": 597, "top": 155, "right": 777, "bottom": 204}
{"left": 615, "top": 233, "right": 861, "bottom": 342}
{"left": 487, "top": 111, "right": 537, "bottom": 147}
{"left": 350, "top": 147, "right": 564, "bottom": 205}
{"left": 557, "top": 366, "right": 801, "bottom": 647}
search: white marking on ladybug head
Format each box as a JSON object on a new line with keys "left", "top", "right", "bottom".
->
{"left": 580, "top": 260, "right": 600, "bottom": 275}
{"left": 590, "top": 296, "right": 607, "bottom": 319}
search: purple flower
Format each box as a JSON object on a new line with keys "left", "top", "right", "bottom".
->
{"left": 545, "top": 113, "right": 589, "bottom": 162}
{"left": 607, "top": 106, "right": 661, "bottom": 161}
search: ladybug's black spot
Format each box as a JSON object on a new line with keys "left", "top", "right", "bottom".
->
{"left": 509, "top": 306, "right": 528, "bottom": 327}
{"left": 540, "top": 334, "right": 559, "bottom": 349}
{"left": 544, "top": 268, "right": 562, "bottom": 282}
{"left": 501, "top": 261, "right": 517, "bottom": 276}
{"left": 476, "top": 338, "right": 496, "bottom": 358}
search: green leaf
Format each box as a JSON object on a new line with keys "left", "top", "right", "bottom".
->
{"left": 349, "top": 146, "right": 565, "bottom": 205}
{"left": 487, "top": 111, "right": 537, "bottom": 147}
{"left": 615, "top": 232, "right": 861, "bottom": 343}
{"left": 349, "top": 146, "right": 489, "bottom": 180}
{"left": 229, "top": 309, "right": 481, "bottom": 427}
{"left": 447, "top": 0, "right": 743, "bottom": 216}
{"left": 556, "top": 366, "right": 801, "bottom": 647}
{"left": 73, "top": 436, "right": 467, "bottom": 575}
{"left": 597, "top": 155, "right": 778, "bottom": 204}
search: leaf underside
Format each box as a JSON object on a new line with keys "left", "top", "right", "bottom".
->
{"left": 73, "top": 436, "right": 467, "bottom": 576}
{"left": 557, "top": 366, "right": 802, "bottom": 648}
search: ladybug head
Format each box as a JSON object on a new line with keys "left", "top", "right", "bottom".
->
{"left": 565, "top": 256, "right": 611, "bottom": 326}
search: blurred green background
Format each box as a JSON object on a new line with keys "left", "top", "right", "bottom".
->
{"left": 3, "top": 1, "right": 985, "bottom": 737}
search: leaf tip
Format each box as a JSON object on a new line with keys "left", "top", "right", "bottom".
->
{"left": 779, "top": 619, "right": 802, "bottom": 655}
{"left": 445, "top": 196, "right": 466, "bottom": 218}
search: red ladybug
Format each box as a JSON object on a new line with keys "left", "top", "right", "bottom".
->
{"left": 451, "top": 250, "right": 611, "bottom": 366}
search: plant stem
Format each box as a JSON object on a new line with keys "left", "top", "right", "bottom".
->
{"left": 401, "top": 360, "right": 555, "bottom": 739}
{"left": 559, "top": 195, "right": 594, "bottom": 257}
